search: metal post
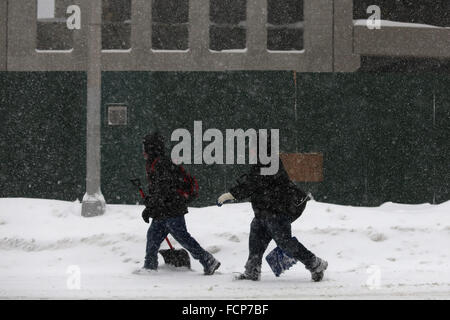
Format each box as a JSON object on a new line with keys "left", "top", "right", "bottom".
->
{"left": 82, "top": 0, "right": 105, "bottom": 217}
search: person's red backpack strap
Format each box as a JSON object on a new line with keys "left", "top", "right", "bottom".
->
{"left": 176, "top": 165, "right": 199, "bottom": 202}
{"left": 145, "top": 158, "right": 160, "bottom": 182}
{"left": 147, "top": 158, "right": 198, "bottom": 202}
{"left": 151, "top": 158, "right": 159, "bottom": 171}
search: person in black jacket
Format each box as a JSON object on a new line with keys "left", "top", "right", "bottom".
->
{"left": 217, "top": 148, "right": 327, "bottom": 281}
{"left": 141, "top": 132, "right": 220, "bottom": 275}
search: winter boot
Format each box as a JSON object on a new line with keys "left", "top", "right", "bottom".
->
{"left": 234, "top": 272, "right": 260, "bottom": 281}
{"left": 234, "top": 265, "right": 261, "bottom": 281}
{"left": 204, "top": 257, "right": 221, "bottom": 275}
{"left": 143, "top": 260, "right": 158, "bottom": 270}
{"left": 306, "top": 257, "right": 328, "bottom": 282}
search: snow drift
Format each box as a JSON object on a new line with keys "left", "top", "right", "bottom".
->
{"left": 0, "top": 198, "right": 449, "bottom": 299}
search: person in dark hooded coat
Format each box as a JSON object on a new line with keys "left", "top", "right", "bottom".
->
{"left": 141, "top": 132, "right": 220, "bottom": 275}
{"left": 217, "top": 136, "right": 328, "bottom": 281}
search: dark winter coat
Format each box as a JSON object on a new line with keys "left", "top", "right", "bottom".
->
{"left": 229, "top": 157, "right": 300, "bottom": 219}
{"left": 143, "top": 133, "right": 188, "bottom": 220}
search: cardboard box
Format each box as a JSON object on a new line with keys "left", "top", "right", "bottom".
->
{"left": 280, "top": 153, "right": 323, "bottom": 182}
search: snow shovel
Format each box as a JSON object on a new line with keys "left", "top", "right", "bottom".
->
{"left": 129, "top": 178, "right": 191, "bottom": 269}
{"left": 265, "top": 239, "right": 298, "bottom": 277}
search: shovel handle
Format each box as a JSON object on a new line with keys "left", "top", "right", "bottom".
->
{"left": 165, "top": 238, "right": 174, "bottom": 250}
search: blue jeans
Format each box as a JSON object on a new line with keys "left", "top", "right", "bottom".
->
{"left": 245, "top": 216, "right": 316, "bottom": 274}
{"left": 144, "top": 215, "right": 213, "bottom": 269}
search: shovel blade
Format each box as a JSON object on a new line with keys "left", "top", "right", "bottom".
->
{"left": 265, "top": 239, "right": 298, "bottom": 277}
{"left": 159, "top": 248, "right": 191, "bottom": 269}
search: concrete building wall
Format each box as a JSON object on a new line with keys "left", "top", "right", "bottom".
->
{"left": 333, "top": 0, "right": 360, "bottom": 72}
{"left": 7, "top": 0, "right": 87, "bottom": 71}
{"left": 55, "top": 0, "right": 74, "bottom": 18}
{"left": 3, "top": 0, "right": 450, "bottom": 71}
{"left": 0, "top": 0, "right": 6, "bottom": 71}
{"left": 354, "top": 26, "right": 450, "bottom": 58}
{"left": 5, "top": 0, "right": 334, "bottom": 72}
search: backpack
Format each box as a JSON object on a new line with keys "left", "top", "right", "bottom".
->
{"left": 285, "top": 181, "right": 310, "bottom": 223}
{"left": 236, "top": 172, "right": 310, "bottom": 222}
{"left": 175, "top": 165, "right": 199, "bottom": 204}
{"left": 148, "top": 158, "right": 199, "bottom": 204}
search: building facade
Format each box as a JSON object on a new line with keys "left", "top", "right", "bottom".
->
{"left": 0, "top": 0, "right": 449, "bottom": 213}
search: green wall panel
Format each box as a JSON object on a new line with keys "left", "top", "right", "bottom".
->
{"left": 0, "top": 72, "right": 86, "bottom": 201}
{"left": 102, "top": 72, "right": 448, "bottom": 207}
{"left": 101, "top": 71, "right": 295, "bottom": 206}
{"left": 365, "top": 75, "right": 435, "bottom": 205}
{"left": 1, "top": 71, "right": 446, "bottom": 207}
{"left": 295, "top": 73, "right": 370, "bottom": 205}
{"left": 434, "top": 75, "right": 450, "bottom": 203}
{"left": 295, "top": 73, "right": 446, "bottom": 206}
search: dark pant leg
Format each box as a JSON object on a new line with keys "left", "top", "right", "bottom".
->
{"left": 265, "top": 216, "right": 316, "bottom": 268}
{"left": 145, "top": 219, "right": 169, "bottom": 269}
{"left": 165, "top": 215, "right": 212, "bottom": 266}
{"left": 244, "top": 218, "right": 272, "bottom": 275}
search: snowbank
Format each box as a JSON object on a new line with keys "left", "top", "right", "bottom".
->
{"left": 0, "top": 198, "right": 449, "bottom": 299}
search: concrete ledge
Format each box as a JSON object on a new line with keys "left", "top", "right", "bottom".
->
{"left": 354, "top": 25, "right": 450, "bottom": 58}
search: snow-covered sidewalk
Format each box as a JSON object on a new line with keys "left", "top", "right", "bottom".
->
{"left": 0, "top": 198, "right": 449, "bottom": 299}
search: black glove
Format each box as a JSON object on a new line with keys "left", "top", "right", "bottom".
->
{"left": 142, "top": 207, "right": 151, "bottom": 223}
{"left": 143, "top": 195, "right": 152, "bottom": 207}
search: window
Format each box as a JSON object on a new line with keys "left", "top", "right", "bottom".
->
{"left": 102, "top": 0, "right": 132, "bottom": 50}
{"left": 267, "top": 0, "right": 304, "bottom": 51}
{"left": 152, "top": 0, "right": 189, "bottom": 50}
{"left": 209, "top": 0, "right": 246, "bottom": 51}
{"left": 36, "top": 0, "right": 73, "bottom": 51}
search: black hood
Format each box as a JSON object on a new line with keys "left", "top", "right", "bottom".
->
{"left": 143, "top": 132, "right": 165, "bottom": 160}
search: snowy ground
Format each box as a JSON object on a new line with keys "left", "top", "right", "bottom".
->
{"left": 0, "top": 198, "right": 449, "bottom": 299}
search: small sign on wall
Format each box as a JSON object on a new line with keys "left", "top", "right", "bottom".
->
{"left": 107, "top": 104, "right": 128, "bottom": 126}
{"left": 280, "top": 153, "right": 323, "bottom": 182}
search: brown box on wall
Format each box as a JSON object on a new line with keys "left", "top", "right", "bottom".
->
{"left": 280, "top": 153, "right": 323, "bottom": 182}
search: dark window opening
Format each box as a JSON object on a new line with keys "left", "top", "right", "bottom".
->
{"left": 209, "top": 0, "right": 246, "bottom": 51}
{"left": 267, "top": 0, "right": 304, "bottom": 51}
{"left": 102, "top": 0, "right": 132, "bottom": 50}
{"left": 36, "top": 0, "right": 73, "bottom": 51}
{"left": 353, "top": 1, "right": 450, "bottom": 27}
{"left": 152, "top": 0, "right": 189, "bottom": 50}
